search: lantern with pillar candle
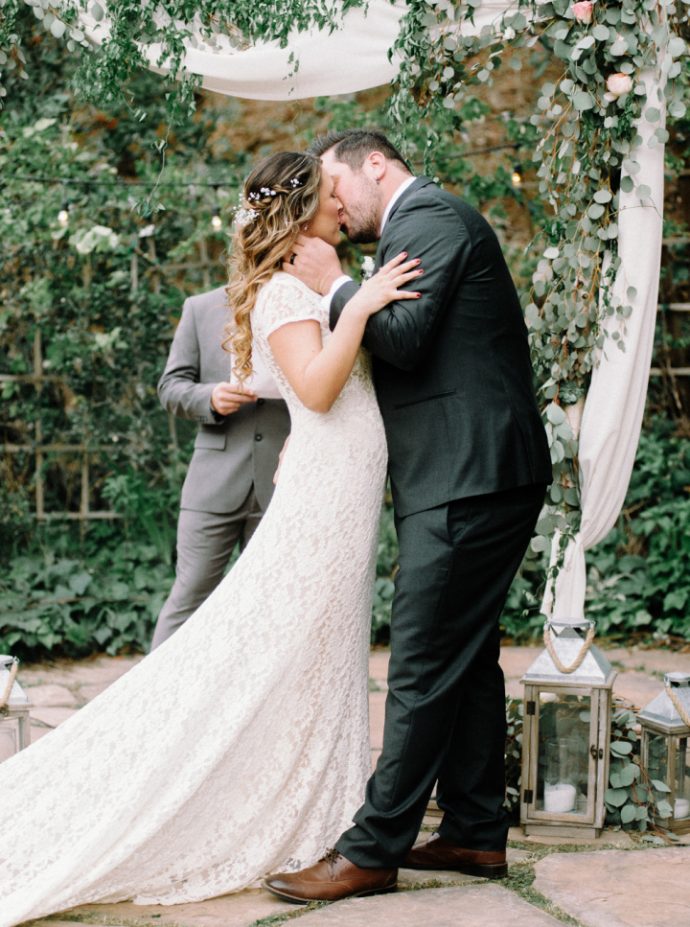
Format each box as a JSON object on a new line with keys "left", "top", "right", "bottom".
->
{"left": 0, "top": 655, "right": 32, "bottom": 762}
{"left": 638, "top": 672, "right": 690, "bottom": 834}
{"left": 520, "top": 618, "right": 616, "bottom": 837}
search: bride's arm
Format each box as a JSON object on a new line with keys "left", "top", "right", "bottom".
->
{"left": 268, "top": 254, "right": 422, "bottom": 413}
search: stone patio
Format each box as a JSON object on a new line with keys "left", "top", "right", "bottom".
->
{"left": 13, "top": 644, "right": 690, "bottom": 927}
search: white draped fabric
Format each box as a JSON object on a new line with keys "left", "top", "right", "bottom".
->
{"left": 74, "top": 0, "right": 515, "bottom": 100}
{"left": 75, "top": 0, "right": 664, "bottom": 620}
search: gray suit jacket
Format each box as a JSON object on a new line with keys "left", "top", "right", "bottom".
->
{"left": 332, "top": 178, "right": 551, "bottom": 517}
{"left": 158, "top": 287, "right": 291, "bottom": 515}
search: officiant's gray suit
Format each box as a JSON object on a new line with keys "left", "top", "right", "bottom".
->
{"left": 150, "top": 286, "right": 290, "bottom": 650}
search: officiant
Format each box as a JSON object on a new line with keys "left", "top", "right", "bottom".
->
{"left": 150, "top": 285, "right": 291, "bottom": 650}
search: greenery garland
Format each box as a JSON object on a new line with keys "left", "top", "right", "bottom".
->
{"left": 1, "top": 0, "right": 689, "bottom": 603}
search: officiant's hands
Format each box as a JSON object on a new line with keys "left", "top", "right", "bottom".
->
{"left": 210, "top": 382, "right": 257, "bottom": 416}
{"left": 282, "top": 235, "right": 343, "bottom": 295}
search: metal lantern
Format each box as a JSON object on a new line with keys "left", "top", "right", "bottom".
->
{"left": 0, "top": 655, "right": 32, "bottom": 762}
{"left": 638, "top": 672, "right": 690, "bottom": 835}
{"left": 520, "top": 618, "right": 616, "bottom": 837}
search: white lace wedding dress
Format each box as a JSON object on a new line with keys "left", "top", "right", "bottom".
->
{"left": 0, "top": 273, "right": 387, "bottom": 927}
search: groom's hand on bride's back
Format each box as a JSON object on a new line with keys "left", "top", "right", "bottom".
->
{"left": 282, "top": 235, "right": 343, "bottom": 296}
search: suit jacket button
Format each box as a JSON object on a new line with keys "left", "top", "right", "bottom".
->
{"left": 255, "top": 433, "right": 263, "bottom": 442}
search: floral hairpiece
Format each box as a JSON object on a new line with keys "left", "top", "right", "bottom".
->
{"left": 234, "top": 207, "right": 259, "bottom": 228}
{"left": 248, "top": 186, "right": 278, "bottom": 201}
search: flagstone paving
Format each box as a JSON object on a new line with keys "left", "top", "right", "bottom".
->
{"left": 533, "top": 846, "right": 690, "bottom": 927}
{"left": 286, "top": 885, "right": 565, "bottom": 927}
{"left": 16, "top": 644, "right": 690, "bottom": 927}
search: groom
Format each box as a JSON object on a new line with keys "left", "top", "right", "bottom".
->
{"left": 265, "top": 129, "right": 551, "bottom": 902}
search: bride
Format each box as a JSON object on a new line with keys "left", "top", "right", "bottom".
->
{"left": 0, "top": 151, "right": 422, "bottom": 927}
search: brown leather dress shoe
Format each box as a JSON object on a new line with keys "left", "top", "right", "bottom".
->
{"left": 263, "top": 849, "right": 398, "bottom": 904}
{"left": 403, "top": 833, "right": 507, "bottom": 879}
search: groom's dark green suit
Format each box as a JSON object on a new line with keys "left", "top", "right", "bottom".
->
{"left": 330, "top": 177, "right": 552, "bottom": 865}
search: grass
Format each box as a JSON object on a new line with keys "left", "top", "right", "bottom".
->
{"left": 499, "top": 863, "right": 584, "bottom": 926}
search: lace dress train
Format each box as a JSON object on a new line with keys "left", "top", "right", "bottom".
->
{"left": 0, "top": 274, "right": 387, "bottom": 926}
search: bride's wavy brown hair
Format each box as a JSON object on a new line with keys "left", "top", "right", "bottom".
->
{"left": 225, "top": 151, "right": 322, "bottom": 380}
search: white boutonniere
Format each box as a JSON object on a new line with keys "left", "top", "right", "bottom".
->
{"left": 361, "top": 256, "right": 376, "bottom": 281}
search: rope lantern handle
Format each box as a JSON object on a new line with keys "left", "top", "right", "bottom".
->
{"left": 543, "top": 622, "right": 596, "bottom": 675}
{"left": 665, "top": 681, "right": 690, "bottom": 729}
{"left": 0, "top": 657, "right": 19, "bottom": 713}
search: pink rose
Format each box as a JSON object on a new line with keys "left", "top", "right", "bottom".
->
{"left": 606, "top": 73, "right": 633, "bottom": 97}
{"left": 572, "top": 1, "right": 594, "bottom": 23}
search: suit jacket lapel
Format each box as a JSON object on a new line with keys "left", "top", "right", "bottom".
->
{"left": 374, "top": 177, "right": 436, "bottom": 269}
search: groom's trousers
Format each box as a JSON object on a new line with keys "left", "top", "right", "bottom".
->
{"left": 336, "top": 482, "right": 546, "bottom": 867}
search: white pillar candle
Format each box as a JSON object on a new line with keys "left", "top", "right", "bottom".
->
{"left": 673, "top": 798, "right": 690, "bottom": 819}
{"left": 544, "top": 782, "right": 577, "bottom": 813}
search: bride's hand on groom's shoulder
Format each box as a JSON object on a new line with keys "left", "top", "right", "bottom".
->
{"left": 282, "top": 235, "right": 343, "bottom": 296}
{"left": 353, "top": 252, "right": 423, "bottom": 317}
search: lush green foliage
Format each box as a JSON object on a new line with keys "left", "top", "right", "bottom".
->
{"left": 0, "top": 465, "right": 183, "bottom": 660}
{"left": 0, "top": 8, "right": 542, "bottom": 659}
{"left": 585, "top": 419, "right": 690, "bottom": 641}
{"left": 499, "top": 418, "right": 690, "bottom": 643}
{"left": 1, "top": 6, "right": 689, "bottom": 659}
{"left": 3, "top": 0, "right": 689, "bottom": 604}
{"left": 1, "top": 536, "right": 173, "bottom": 657}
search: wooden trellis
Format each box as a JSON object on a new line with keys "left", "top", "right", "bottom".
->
{"left": 1, "top": 238, "right": 222, "bottom": 522}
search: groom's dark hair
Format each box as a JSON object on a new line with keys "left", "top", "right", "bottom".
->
{"left": 307, "top": 129, "right": 412, "bottom": 174}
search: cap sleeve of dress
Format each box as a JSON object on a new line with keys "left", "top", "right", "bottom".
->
{"left": 253, "top": 273, "right": 324, "bottom": 340}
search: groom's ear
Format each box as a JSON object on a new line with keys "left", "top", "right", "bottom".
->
{"left": 363, "top": 151, "right": 387, "bottom": 183}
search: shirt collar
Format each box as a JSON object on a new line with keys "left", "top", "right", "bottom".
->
{"left": 379, "top": 176, "right": 416, "bottom": 235}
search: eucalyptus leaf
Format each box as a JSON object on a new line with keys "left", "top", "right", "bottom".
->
{"left": 49, "top": 18, "right": 67, "bottom": 39}
{"left": 668, "top": 36, "right": 686, "bottom": 58}
{"left": 592, "top": 24, "right": 610, "bottom": 41}
{"left": 656, "top": 800, "right": 673, "bottom": 818}
{"left": 620, "top": 802, "right": 638, "bottom": 824}
{"left": 605, "top": 787, "right": 629, "bottom": 808}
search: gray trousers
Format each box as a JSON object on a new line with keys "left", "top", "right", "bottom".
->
{"left": 150, "top": 487, "right": 262, "bottom": 650}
